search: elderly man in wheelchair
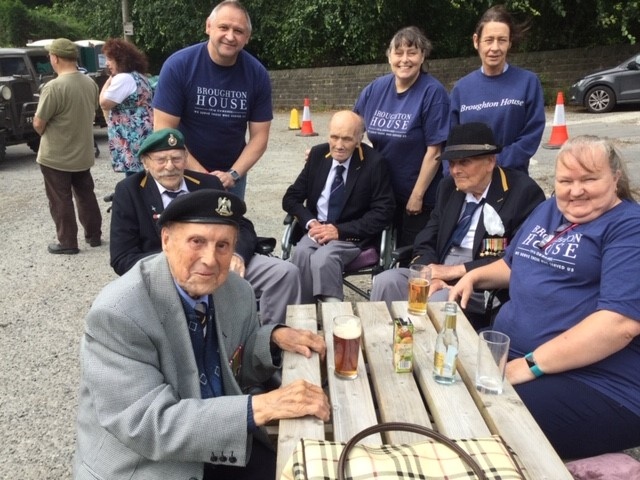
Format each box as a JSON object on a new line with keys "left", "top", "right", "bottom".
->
{"left": 282, "top": 111, "right": 395, "bottom": 303}
{"left": 370, "top": 122, "right": 546, "bottom": 329}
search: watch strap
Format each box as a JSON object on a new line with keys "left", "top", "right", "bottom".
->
{"left": 524, "top": 352, "right": 544, "bottom": 377}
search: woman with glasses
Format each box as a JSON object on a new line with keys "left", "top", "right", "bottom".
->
{"left": 448, "top": 5, "right": 545, "bottom": 175}
{"left": 450, "top": 136, "right": 640, "bottom": 459}
{"left": 100, "top": 38, "right": 154, "bottom": 177}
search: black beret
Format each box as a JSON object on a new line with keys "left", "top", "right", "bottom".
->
{"left": 138, "top": 128, "right": 185, "bottom": 158}
{"left": 441, "top": 122, "right": 502, "bottom": 161}
{"left": 158, "top": 189, "right": 246, "bottom": 227}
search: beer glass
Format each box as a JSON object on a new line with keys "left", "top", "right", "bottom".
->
{"left": 333, "top": 315, "right": 362, "bottom": 379}
{"left": 407, "top": 264, "right": 431, "bottom": 315}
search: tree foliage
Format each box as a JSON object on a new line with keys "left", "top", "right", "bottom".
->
{"left": 1, "top": 0, "right": 638, "bottom": 72}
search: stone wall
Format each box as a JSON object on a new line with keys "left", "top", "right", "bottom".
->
{"left": 269, "top": 44, "right": 639, "bottom": 110}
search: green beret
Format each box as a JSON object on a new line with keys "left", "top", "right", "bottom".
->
{"left": 138, "top": 128, "right": 186, "bottom": 158}
{"left": 45, "top": 38, "right": 78, "bottom": 60}
{"left": 158, "top": 190, "right": 246, "bottom": 227}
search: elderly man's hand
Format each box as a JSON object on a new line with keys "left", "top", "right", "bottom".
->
{"left": 308, "top": 223, "right": 339, "bottom": 245}
{"left": 271, "top": 327, "right": 326, "bottom": 360}
{"left": 252, "top": 379, "right": 330, "bottom": 425}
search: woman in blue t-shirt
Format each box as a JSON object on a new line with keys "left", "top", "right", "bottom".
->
{"left": 354, "top": 27, "right": 449, "bottom": 247}
{"left": 450, "top": 135, "right": 640, "bottom": 459}
{"left": 449, "top": 5, "right": 545, "bottom": 175}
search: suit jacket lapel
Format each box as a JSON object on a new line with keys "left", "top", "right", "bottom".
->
{"left": 310, "top": 151, "right": 333, "bottom": 207}
{"left": 140, "top": 174, "right": 165, "bottom": 231}
{"left": 343, "top": 156, "right": 362, "bottom": 202}
{"left": 147, "top": 254, "right": 202, "bottom": 399}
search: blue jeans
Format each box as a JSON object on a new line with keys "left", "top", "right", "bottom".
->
{"left": 514, "top": 374, "right": 640, "bottom": 458}
{"left": 228, "top": 175, "right": 247, "bottom": 199}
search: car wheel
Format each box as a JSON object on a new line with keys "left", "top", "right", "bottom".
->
{"left": 27, "top": 138, "right": 41, "bottom": 153}
{"left": 585, "top": 86, "right": 616, "bottom": 113}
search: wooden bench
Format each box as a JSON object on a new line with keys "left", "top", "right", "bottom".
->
{"left": 276, "top": 301, "right": 573, "bottom": 480}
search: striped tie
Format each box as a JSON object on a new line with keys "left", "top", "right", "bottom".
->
{"left": 327, "top": 165, "right": 346, "bottom": 223}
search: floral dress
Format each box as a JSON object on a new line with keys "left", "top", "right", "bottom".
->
{"left": 107, "top": 71, "right": 154, "bottom": 173}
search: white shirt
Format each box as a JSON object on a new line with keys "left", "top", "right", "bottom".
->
{"left": 153, "top": 178, "right": 188, "bottom": 209}
{"left": 103, "top": 72, "right": 137, "bottom": 104}
{"left": 459, "top": 183, "right": 490, "bottom": 249}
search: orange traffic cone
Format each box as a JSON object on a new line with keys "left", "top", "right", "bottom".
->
{"left": 296, "top": 98, "right": 319, "bottom": 137}
{"left": 288, "top": 108, "right": 301, "bottom": 130}
{"left": 543, "top": 92, "right": 569, "bottom": 149}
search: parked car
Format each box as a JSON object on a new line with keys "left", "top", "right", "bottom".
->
{"left": 569, "top": 53, "right": 640, "bottom": 113}
{"left": 0, "top": 47, "right": 49, "bottom": 161}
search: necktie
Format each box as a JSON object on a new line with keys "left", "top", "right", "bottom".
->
{"left": 451, "top": 200, "right": 483, "bottom": 247}
{"left": 326, "top": 165, "right": 346, "bottom": 223}
{"left": 164, "top": 190, "right": 183, "bottom": 199}
{"left": 182, "top": 297, "right": 223, "bottom": 398}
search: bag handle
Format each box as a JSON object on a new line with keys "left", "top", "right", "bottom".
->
{"left": 337, "top": 422, "right": 487, "bottom": 480}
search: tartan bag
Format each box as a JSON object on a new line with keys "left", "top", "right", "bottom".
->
{"left": 280, "top": 422, "right": 527, "bottom": 480}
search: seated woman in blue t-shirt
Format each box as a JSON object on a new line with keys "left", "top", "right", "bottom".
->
{"left": 450, "top": 135, "right": 640, "bottom": 459}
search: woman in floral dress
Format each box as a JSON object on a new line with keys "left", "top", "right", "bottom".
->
{"left": 99, "top": 38, "right": 153, "bottom": 176}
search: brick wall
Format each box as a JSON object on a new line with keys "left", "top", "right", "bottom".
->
{"left": 269, "top": 44, "right": 639, "bottom": 110}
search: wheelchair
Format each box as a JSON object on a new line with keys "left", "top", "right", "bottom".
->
{"left": 281, "top": 214, "right": 396, "bottom": 299}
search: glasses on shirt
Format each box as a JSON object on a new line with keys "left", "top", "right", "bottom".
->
{"left": 537, "top": 222, "right": 578, "bottom": 250}
{"left": 146, "top": 154, "right": 187, "bottom": 167}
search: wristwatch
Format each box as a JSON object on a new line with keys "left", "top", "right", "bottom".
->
{"left": 227, "top": 169, "right": 241, "bottom": 181}
{"left": 524, "top": 352, "right": 544, "bottom": 378}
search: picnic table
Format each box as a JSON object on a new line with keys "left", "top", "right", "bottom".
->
{"left": 276, "top": 301, "right": 573, "bottom": 479}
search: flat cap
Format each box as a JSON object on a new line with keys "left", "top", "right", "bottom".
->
{"left": 158, "top": 189, "right": 246, "bottom": 227}
{"left": 441, "top": 122, "right": 502, "bottom": 161}
{"left": 138, "top": 128, "right": 186, "bottom": 158}
{"left": 46, "top": 38, "right": 78, "bottom": 60}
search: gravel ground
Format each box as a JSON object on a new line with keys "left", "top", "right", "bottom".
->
{"left": 1, "top": 109, "right": 638, "bottom": 478}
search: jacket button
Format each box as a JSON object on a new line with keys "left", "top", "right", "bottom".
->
{"left": 220, "top": 454, "right": 228, "bottom": 462}
{"left": 229, "top": 455, "right": 237, "bottom": 464}
{"left": 210, "top": 453, "right": 218, "bottom": 462}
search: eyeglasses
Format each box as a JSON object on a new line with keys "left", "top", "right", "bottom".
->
{"left": 538, "top": 222, "right": 578, "bottom": 250}
{"left": 147, "top": 154, "right": 186, "bottom": 167}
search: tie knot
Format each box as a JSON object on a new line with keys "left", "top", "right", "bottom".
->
{"left": 194, "top": 302, "right": 208, "bottom": 327}
{"left": 335, "top": 165, "right": 345, "bottom": 174}
{"left": 164, "top": 190, "right": 183, "bottom": 199}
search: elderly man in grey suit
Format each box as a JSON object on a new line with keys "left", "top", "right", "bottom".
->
{"left": 74, "top": 190, "right": 330, "bottom": 480}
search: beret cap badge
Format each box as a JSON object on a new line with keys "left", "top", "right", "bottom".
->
{"left": 168, "top": 134, "right": 178, "bottom": 147}
{"left": 216, "top": 197, "right": 233, "bottom": 217}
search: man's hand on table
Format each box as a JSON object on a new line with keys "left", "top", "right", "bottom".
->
{"left": 271, "top": 327, "right": 326, "bottom": 360}
{"left": 252, "top": 379, "right": 331, "bottom": 425}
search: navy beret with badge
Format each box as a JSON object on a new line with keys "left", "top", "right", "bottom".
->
{"left": 158, "top": 190, "right": 246, "bottom": 228}
{"left": 138, "top": 128, "right": 186, "bottom": 158}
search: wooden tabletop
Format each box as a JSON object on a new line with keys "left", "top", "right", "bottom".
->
{"left": 276, "top": 301, "right": 572, "bottom": 480}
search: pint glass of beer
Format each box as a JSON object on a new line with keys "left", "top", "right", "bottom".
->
{"left": 333, "top": 315, "right": 362, "bottom": 379}
{"left": 408, "top": 264, "right": 431, "bottom": 315}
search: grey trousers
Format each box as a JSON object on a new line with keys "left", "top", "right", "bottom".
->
{"left": 291, "top": 235, "right": 361, "bottom": 303}
{"left": 370, "top": 247, "right": 486, "bottom": 314}
{"left": 245, "top": 254, "right": 301, "bottom": 325}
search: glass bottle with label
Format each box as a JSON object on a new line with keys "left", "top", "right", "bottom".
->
{"left": 433, "top": 302, "right": 459, "bottom": 384}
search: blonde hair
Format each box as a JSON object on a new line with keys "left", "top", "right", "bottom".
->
{"left": 557, "top": 135, "right": 637, "bottom": 201}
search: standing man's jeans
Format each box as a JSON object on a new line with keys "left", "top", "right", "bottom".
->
{"left": 228, "top": 175, "right": 247, "bottom": 199}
